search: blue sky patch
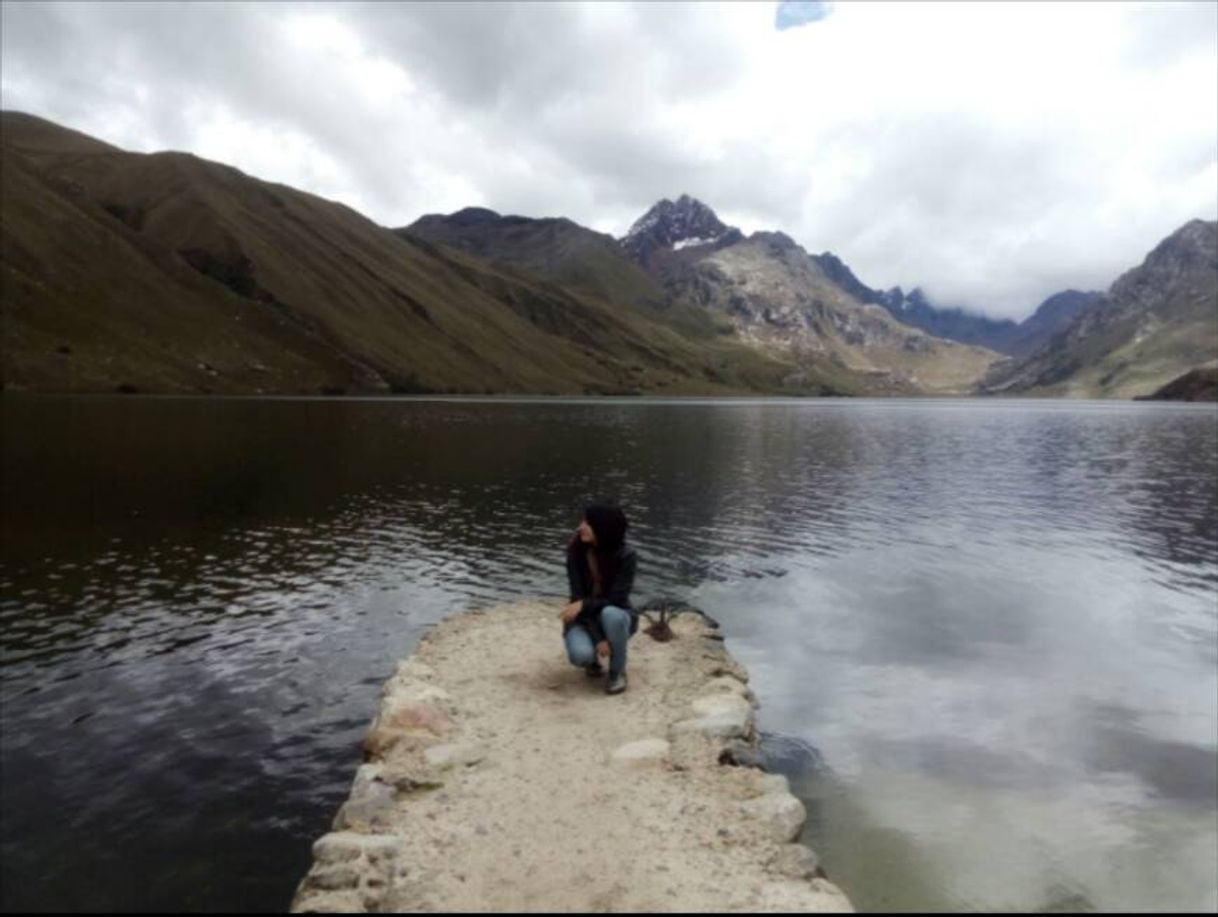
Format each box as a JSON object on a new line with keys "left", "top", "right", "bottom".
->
{"left": 775, "top": 1, "right": 833, "bottom": 31}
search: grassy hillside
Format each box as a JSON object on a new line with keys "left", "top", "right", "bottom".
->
{"left": 403, "top": 209, "right": 777, "bottom": 355}
{"left": 2, "top": 111, "right": 808, "bottom": 396}
{"left": 404, "top": 208, "right": 664, "bottom": 312}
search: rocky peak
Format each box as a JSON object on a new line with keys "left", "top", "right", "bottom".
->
{"left": 1132, "top": 219, "right": 1217, "bottom": 279}
{"left": 881, "top": 286, "right": 932, "bottom": 313}
{"left": 1109, "top": 219, "right": 1217, "bottom": 312}
{"left": 621, "top": 194, "right": 737, "bottom": 265}
{"left": 813, "top": 251, "right": 886, "bottom": 306}
{"left": 749, "top": 230, "right": 800, "bottom": 255}
{"left": 1024, "top": 290, "right": 1101, "bottom": 327}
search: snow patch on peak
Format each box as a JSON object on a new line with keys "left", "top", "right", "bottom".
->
{"left": 620, "top": 194, "right": 740, "bottom": 265}
{"left": 673, "top": 234, "right": 723, "bottom": 251}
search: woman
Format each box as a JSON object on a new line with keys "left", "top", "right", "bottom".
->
{"left": 559, "top": 503, "right": 638, "bottom": 695}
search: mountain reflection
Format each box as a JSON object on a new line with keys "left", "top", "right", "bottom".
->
{"left": 1, "top": 395, "right": 1215, "bottom": 913}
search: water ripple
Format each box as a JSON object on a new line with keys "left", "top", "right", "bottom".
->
{"left": 1, "top": 397, "right": 1216, "bottom": 912}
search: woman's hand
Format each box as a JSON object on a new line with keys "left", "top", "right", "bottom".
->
{"left": 559, "top": 600, "right": 582, "bottom": 624}
{"left": 596, "top": 640, "right": 610, "bottom": 660}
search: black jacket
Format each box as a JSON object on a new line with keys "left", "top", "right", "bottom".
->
{"left": 566, "top": 543, "right": 638, "bottom": 644}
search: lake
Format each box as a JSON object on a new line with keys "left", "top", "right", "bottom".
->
{"left": 2, "top": 395, "right": 1215, "bottom": 912}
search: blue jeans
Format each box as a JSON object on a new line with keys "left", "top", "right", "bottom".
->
{"left": 564, "top": 605, "right": 632, "bottom": 679}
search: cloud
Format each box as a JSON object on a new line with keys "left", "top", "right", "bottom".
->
{"left": 775, "top": 1, "right": 833, "bottom": 31}
{"left": 1, "top": 1, "right": 1214, "bottom": 321}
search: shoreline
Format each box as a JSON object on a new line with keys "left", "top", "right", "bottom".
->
{"left": 4, "top": 390, "right": 1213, "bottom": 405}
{"left": 290, "top": 600, "right": 853, "bottom": 912}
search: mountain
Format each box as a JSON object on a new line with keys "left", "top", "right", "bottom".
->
{"left": 980, "top": 220, "right": 1218, "bottom": 398}
{"left": 620, "top": 194, "right": 744, "bottom": 270}
{"left": 401, "top": 206, "right": 665, "bottom": 314}
{"left": 0, "top": 112, "right": 804, "bottom": 396}
{"left": 1137, "top": 362, "right": 1218, "bottom": 401}
{"left": 806, "top": 255, "right": 1104, "bottom": 358}
{"left": 809, "top": 251, "right": 888, "bottom": 307}
{"left": 8, "top": 112, "right": 1199, "bottom": 400}
{"left": 1007, "top": 290, "right": 1101, "bottom": 356}
{"left": 875, "top": 287, "right": 1023, "bottom": 353}
{"left": 617, "top": 199, "right": 1001, "bottom": 394}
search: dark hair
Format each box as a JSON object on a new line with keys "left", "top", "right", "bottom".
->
{"left": 568, "top": 502, "right": 629, "bottom": 592}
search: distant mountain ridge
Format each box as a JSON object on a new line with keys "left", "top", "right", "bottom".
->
{"left": 611, "top": 197, "right": 1001, "bottom": 393}
{"left": 2, "top": 111, "right": 1210, "bottom": 399}
{"left": 619, "top": 195, "right": 1101, "bottom": 359}
{"left": 981, "top": 219, "right": 1218, "bottom": 398}
{"left": 404, "top": 198, "right": 1002, "bottom": 394}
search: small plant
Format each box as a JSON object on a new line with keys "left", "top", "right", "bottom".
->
{"left": 638, "top": 597, "right": 720, "bottom": 642}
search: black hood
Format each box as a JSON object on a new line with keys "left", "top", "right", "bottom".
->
{"left": 583, "top": 503, "right": 628, "bottom": 553}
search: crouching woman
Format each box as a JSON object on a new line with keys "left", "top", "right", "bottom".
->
{"left": 559, "top": 503, "right": 638, "bottom": 695}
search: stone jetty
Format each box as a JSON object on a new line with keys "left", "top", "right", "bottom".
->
{"left": 291, "top": 599, "right": 853, "bottom": 912}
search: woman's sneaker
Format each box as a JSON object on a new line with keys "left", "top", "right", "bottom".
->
{"left": 584, "top": 661, "right": 604, "bottom": 677}
{"left": 606, "top": 672, "right": 628, "bottom": 695}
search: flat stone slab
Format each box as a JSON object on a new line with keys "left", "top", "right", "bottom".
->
{"left": 292, "top": 600, "right": 851, "bottom": 913}
{"left": 610, "top": 737, "right": 671, "bottom": 765}
{"left": 771, "top": 842, "right": 821, "bottom": 879}
{"left": 740, "top": 791, "right": 808, "bottom": 843}
{"left": 691, "top": 692, "right": 754, "bottom": 718}
{"left": 670, "top": 706, "right": 753, "bottom": 740}
{"left": 423, "top": 742, "right": 486, "bottom": 770}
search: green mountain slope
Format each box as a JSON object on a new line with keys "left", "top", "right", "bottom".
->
{"left": 404, "top": 207, "right": 663, "bottom": 312}
{"left": 402, "top": 207, "right": 775, "bottom": 353}
{"left": 0, "top": 111, "right": 804, "bottom": 395}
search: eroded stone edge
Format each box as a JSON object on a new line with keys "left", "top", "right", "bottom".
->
{"left": 290, "top": 602, "right": 853, "bottom": 913}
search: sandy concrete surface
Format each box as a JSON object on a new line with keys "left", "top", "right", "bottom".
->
{"left": 291, "top": 600, "right": 853, "bottom": 913}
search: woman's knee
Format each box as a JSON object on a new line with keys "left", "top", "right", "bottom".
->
{"left": 565, "top": 634, "right": 595, "bottom": 666}
{"left": 601, "top": 605, "right": 630, "bottom": 635}
{"left": 567, "top": 644, "right": 595, "bottom": 666}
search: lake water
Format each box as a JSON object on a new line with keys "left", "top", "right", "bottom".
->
{"left": 2, "top": 395, "right": 1215, "bottom": 912}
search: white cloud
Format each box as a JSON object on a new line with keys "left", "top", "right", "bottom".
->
{"left": 1, "top": 0, "right": 1214, "bottom": 320}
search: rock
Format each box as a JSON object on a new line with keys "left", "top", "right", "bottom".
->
{"left": 423, "top": 742, "right": 485, "bottom": 769}
{"left": 703, "top": 675, "right": 752, "bottom": 698}
{"left": 756, "top": 878, "right": 852, "bottom": 912}
{"left": 333, "top": 765, "right": 397, "bottom": 830}
{"left": 385, "top": 772, "right": 444, "bottom": 796}
{"left": 350, "top": 764, "right": 383, "bottom": 796}
{"left": 312, "top": 832, "right": 401, "bottom": 865}
{"left": 770, "top": 843, "right": 820, "bottom": 879}
{"left": 691, "top": 693, "right": 754, "bottom": 718}
{"left": 718, "top": 740, "right": 763, "bottom": 768}
{"left": 750, "top": 772, "right": 790, "bottom": 797}
{"left": 611, "top": 738, "right": 671, "bottom": 765}
{"left": 670, "top": 696, "right": 754, "bottom": 740}
{"left": 305, "top": 865, "right": 361, "bottom": 892}
{"left": 739, "top": 792, "right": 807, "bottom": 842}
{"left": 355, "top": 835, "right": 401, "bottom": 861}
{"left": 670, "top": 712, "right": 749, "bottom": 740}
{"left": 710, "top": 659, "right": 750, "bottom": 683}
{"left": 362, "top": 689, "right": 456, "bottom": 759}
{"left": 294, "top": 831, "right": 403, "bottom": 914}
{"left": 294, "top": 891, "right": 363, "bottom": 913}
{"left": 312, "top": 834, "right": 362, "bottom": 864}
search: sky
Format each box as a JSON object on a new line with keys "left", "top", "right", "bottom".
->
{"left": 1, "top": 0, "right": 1215, "bottom": 320}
